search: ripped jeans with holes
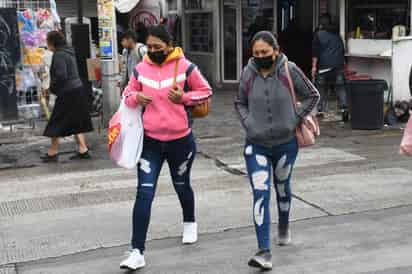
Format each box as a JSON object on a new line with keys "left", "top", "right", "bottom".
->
{"left": 244, "top": 137, "right": 298, "bottom": 251}
{"left": 131, "top": 133, "right": 197, "bottom": 252}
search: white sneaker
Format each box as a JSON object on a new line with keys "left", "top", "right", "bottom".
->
{"left": 182, "top": 222, "right": 198, "bottom": 244}
{"left": 120, "top": 249, "right": 146, "bottom": 270}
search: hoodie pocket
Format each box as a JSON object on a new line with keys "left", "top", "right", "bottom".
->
{"left": 244, "top": 116, "right": 261, "bottom": 140}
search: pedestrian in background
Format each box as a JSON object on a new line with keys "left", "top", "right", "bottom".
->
{"left": 41, "top": 31, "right": 93, "bottom": 162}
{"left": 235, "top": 31, "right": 319, "bottom": 270}
{"left": 312, "top": 14, "right": 348, "bottom": 121}
{"left": 119, "top": 25, "right": 212, "bottom": 271}
{"left": 120, "top": 30, "right": 147, "bottom": 91}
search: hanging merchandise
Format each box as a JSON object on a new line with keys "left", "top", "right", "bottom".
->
{"left": 21, "top": 67, "right": 37, "bottom": 91}
{"left": 2, "top": 0, "right": 62, "bottom": 122}
{"left": 18, "top": 9, "right": 35, "bottom": 33}
{"left": 34, "top": 29, "right": 48, "bottom": 47}
{"left": 36, "top": 8, "right": 54, "bottom": 30}
{"left": 23, "top": 47, "right": 45, "bottom": 66}
{"left": 49, "top": 0, "right": 61, "bottom": 25}
{"left": 21, "top": 31, "right": 36, "bottom": 47}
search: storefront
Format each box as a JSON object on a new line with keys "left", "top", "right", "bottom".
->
{"left": 165, "top": 0, "right": 321, "bottom": 86}
{"left": 342, "top": 0, "right": 412, "bottom": 101}
{"left": 166, "top": 0, "right": 412, "bottom": 100}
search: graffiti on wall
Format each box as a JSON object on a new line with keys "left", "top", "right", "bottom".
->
{"left": 129, "top": 0, "right": 161, "bottom": 29}
{"left": 0, "top": 8, "right": 20, "bottom": 120}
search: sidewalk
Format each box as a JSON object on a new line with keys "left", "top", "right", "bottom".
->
{"left": 0, "top": 90, "right": 411, "bottom": 274}
{"left": 0, "top": 90, "right": 406, "bottom": 170}
{"left": 11, "top": 205, "right": 412, "bottom": 274}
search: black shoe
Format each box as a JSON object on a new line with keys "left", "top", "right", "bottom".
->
{"left": 248, "top": 250, "right": 272, "bottom": 270}
{"left": 40, "top": 153, "right": 58, "bottom": 163}
{"left": 69, "top": 150, "right": 91, "bottom": 160}
{"left": 277, "top": 224, "right": 291, "bottom": 246}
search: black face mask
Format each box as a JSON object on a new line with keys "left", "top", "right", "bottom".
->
{"left": 254, "top": 56, "right": 274, "bottom": 70}
{"left": 148, "top": 50, "right": 168, "bottom": 65}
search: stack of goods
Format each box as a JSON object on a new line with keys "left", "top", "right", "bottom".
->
{"left": 343, "top": 65, "right": 371, "bottom": 81}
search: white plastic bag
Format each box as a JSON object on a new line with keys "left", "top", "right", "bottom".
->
{"left": 108, "top": 99, "right": 144, "bottom": 169}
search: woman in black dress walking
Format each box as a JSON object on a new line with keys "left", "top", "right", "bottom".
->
{"left": 41, "top": 31, "right": 93, "bottom": 162}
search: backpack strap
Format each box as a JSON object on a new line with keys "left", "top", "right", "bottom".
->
{"left": 182, "top": 63, "right": 197, "bottom": 128}
{"left": 183, "top": 63, "right": 197, "bottom": 92}
{"left": 136, "top": 44, "right": 146, "bottom": 60}
{"left": 132, "top": 67, "right": 139, "bottom": 80}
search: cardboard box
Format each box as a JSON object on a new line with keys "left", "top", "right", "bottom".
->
{"left": 87, "top": 58, "right": 101, "bottom": 81}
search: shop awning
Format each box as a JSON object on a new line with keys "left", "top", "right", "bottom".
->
{"left": 113, "top": 0, "right": 140, "bottom": 13}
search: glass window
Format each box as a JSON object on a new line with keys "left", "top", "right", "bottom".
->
{"left": 223, "top": 0, "right": 238, "bottom": 80}
{"left": 184, "top": 0, "right": 214, "bottom": 10}
{"left": 167, "top": 14, "right": 182, "bottom": 46}
{"left": 347, "top": 0, "right": 410, "bottom": 39}
{"left": 242, "top": 0, "right": 274, "bottom": 66}
{"left": 186, "top": 12, "right": 214, "bottom": 52}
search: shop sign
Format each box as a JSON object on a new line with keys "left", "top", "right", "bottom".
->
{"left": 98, "top": 0, "right": 116, "bottom": 59}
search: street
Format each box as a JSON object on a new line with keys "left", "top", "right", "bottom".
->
{"left": 0, "top": 90, "right": 411, "bottom": 274}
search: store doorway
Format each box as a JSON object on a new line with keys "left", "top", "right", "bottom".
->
{"left": 278, "top": 0, "right": 315, "bottom": 76}
{"left": 241, "top": 0, "right": 276, "bottom": 67}
{"left": 221, "top": 0, "right": 241, "bottom": 82}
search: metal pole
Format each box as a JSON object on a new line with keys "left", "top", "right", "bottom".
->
{"left": 77, "top": 0, "right": 83, "bottom": 24}
{"left": 99, "top": 0, "right": 120, "bottom": 126}
{"left": 101, "top": 59, "right": 120, "bottom": 126}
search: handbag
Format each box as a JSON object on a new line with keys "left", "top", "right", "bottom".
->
{"left": 400, "top": 115, "right": 412, "bottom": 156}
{"left": 173, "top": 59, "right": 210, "bottom": 118}
{"left": 284, "top": 62, "right": 320, "bottom": 148}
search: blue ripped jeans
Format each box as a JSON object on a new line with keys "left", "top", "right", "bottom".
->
{"left": 132, "top": 133, "right": 197, "bottom": 252}
{"left": 244, "top": 138, "right": 298, "bottom": 251}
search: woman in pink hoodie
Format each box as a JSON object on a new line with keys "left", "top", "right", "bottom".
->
{"left": 120, "top": 25, "right": 212, "bottom": 271}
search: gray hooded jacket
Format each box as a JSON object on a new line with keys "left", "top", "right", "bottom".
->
{"left": 235, "top": 54, "right": 320, "bottom": 147}
{"left": 50, "top": 47, "right": 83, "bottom": 95}
{"left": 121, "top": 43, "right": 147, "bottom": 90}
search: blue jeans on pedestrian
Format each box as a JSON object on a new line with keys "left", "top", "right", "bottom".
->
{"left": 132, "top": 133, "right": 197, "bottom": 252}
{"left": 244, "top": 138, "right": 298, "bottom": 251}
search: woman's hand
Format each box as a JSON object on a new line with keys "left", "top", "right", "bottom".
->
{"left": 168, "top": 86, "right": 184, "bottom": 104}
{"left": 136, "top": 92, "right": 152, "bottom": 107}
{"left": 311, "top": 67, "right": 317, "bottom": 82}
{"left": 42, "top": 89, "right": 50, "bottom": 98}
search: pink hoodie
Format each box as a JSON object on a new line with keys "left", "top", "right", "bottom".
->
{"left": 123, "top": 47, "right": 212, "bottom": 141}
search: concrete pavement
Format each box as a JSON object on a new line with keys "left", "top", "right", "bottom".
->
{"left": 0, "top": 90, "right": 411, "bottom": 273}
{"left": 14, "top": 205, "right": 412, "bottom": 274}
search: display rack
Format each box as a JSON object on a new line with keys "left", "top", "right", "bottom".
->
{"left": 1, "top": 0, "right": 57, "bottom": 130}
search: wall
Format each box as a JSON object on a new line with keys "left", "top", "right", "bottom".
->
{"left": 296, "top": 0, "right": 314, "bottom": 32}
{"left": 56, "top": 0, "right": 97, "bottom": 18}
{"left": 392, "top": 37, "right": 412, "bottom": 101}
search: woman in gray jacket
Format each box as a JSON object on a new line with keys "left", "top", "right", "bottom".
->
{"left": 235, "top": 31, "right": 319, "bottom": 270}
